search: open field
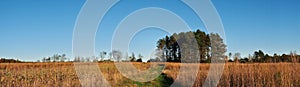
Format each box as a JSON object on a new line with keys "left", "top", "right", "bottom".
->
{"left": 0, "top": 62, "right": 300, "bottom": 87}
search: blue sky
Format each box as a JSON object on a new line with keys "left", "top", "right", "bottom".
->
{"left": 0, "top": 0, "right": 299, "bottom": 61}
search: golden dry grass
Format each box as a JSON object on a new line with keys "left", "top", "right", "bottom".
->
{"left": 0, "top": 62, "right": 299, "bottom": 87}
{"left": 163, "top": 63, "right": 300, "bottom": 87}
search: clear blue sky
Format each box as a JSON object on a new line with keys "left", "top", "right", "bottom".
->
{"left": 0, "top": 0, "right": 299, "bottom": 61}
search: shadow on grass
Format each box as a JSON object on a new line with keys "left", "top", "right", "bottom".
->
{"left": 156, "top": 73, "right": 174, "bottom": 87}
{"left": 120, "top": 73, "right": 174, "bottom": 87}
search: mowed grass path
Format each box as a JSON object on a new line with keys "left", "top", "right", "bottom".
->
{"left": 0, "top": 62, "right": 300, "bottom": 87}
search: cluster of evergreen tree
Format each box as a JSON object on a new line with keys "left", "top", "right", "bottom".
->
{"left": 156, "top": 29, "right": 226, "bottom": 63}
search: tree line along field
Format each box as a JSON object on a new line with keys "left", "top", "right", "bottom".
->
{"left": 0, "top": 62, "right": 300, "bottom": 87}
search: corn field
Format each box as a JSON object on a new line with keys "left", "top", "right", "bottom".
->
{"left": 0, "top": 62, "right": 299, "bottom": 87}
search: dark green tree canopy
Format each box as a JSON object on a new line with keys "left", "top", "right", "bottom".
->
{"left": 155, "top": 29, "right": 226, "bottom": 63}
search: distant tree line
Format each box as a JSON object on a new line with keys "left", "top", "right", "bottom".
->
{"left": 41, "top": 54, "right": 67, "bottom": 62}
{"left": 228, "top": 50, "right": 300, "bottom": 63}
{"left": 0, "top": 58, "right": 22, "bottom": 63}
{"left": 30, "top": 29, "right": 299, "bottom": 64}
{"left": 73, "top": 51, "right": 144, "bottom": 62}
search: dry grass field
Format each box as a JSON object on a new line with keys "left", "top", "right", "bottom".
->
{"left": 0, "top": 62, "right": 299, "bottom": 87}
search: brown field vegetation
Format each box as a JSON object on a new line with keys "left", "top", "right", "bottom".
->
{"left": 0, "top": 62, "right": 299, "bottom": 87}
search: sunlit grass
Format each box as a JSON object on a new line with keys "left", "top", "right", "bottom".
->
{"left": 0, "top": 62, "right": 299, "bottom": 87}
